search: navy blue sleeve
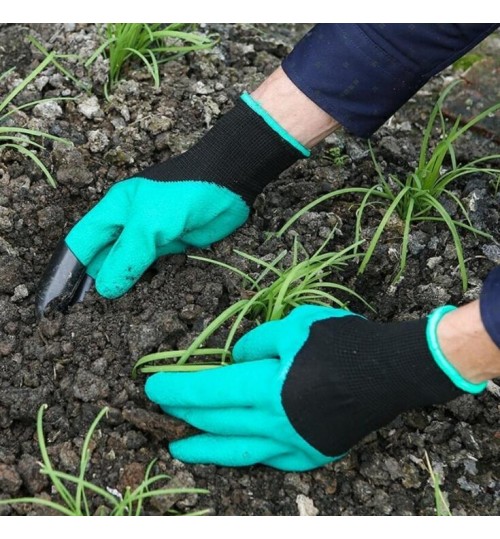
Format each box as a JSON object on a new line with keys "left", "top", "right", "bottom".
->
{"left": 282, "top": 23, "right": 498, "bottom": 138}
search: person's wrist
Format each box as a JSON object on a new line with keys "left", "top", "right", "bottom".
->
{"left": 251, "top": 66, "right": 340, "bottom": 148}
{"left": 431, "top": 303, "right": 489, "bottom": 391}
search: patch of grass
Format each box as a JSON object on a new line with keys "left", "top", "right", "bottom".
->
{"left": 0, "top": 405, "right": 207, "bottom": 516}
{"left": 86, "top": 23, "right": 217, "bottom": 95}
{"left": 452, "top": 52, "right": 483, "bottom": 72}
{"left": 324, "top": 146, "right": 349, "bottom": 167}
{"left": 424, "top": 450, "right": 452, "bottom": 516}
{"left": 0, "top": 56, "right": 73, "bottom": 188}
{"left": 277, "top": 82, "right": 500, "bottom": 290}
{"left": 134, "top": 230, "right": 371, "bottom": 375}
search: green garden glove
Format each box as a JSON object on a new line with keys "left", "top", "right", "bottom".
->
{"left": 145, "top": 305, "right": 486, "bottom": 472}
{"left": 36, "top": 93, "right": 309, "bottom": 313}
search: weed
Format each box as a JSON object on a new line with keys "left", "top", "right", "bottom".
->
{"left": 424, "top": 450, "right": 452, "bottom": 516}
{"left": 134, "top": 230, "right": 370, "bottom": 375}
{"left": 86, "top": 23, "right": 217, "bottom": 95}
{"left": 276, "top": 82, "right": 500, "bottom": 290}
{"left": 324, "top": 146, "right": 349, "bottom": 168}
{"left": 0, "top": 405, "right": 207, "bottom": 516}
{"left": 324, "top": 146, "right": 349, "bottom": 167}
{"left": 0, "top": 56, "right": 72, "bottom": 187}
{"left": 452, "top": 52, "right": 483, "bottom": 72}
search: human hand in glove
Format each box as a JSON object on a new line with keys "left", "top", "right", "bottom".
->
{"left": 35, "top": 92, "right": 309, "bottom": 316}
{"left": 145, "top": 305, "right": 486, "bottom": 472}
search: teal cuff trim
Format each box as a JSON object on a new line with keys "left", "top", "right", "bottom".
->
{"left": 240, "top": 92, "right": 311, "bottom": 158}
{"left": 426, "top": 305, "right": 487, "bottom": 395}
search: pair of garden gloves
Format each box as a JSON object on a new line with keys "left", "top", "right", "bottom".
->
{"left": 38, "top": 93, "right": 486, "bottom": 471}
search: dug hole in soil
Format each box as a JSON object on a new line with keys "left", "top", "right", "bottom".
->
{"left": 0, "top": 23, "right": 499, "bottom": 515}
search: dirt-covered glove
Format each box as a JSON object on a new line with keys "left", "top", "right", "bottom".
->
{"left": 35, "top": 93, "right": 309, "bottom": 316}
{"left": 145, "top": 305, "right": 486, "bottom": 472}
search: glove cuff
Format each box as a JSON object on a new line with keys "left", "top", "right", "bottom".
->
{"left": 426, "top": 305, "right": 487, "bottom": 395}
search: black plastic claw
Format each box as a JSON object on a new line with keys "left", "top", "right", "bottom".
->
{"left": 35, "top": 239, "right": 93, "bottom": 319}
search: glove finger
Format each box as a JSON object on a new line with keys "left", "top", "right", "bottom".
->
{"left": 169, "top": 434, "right": 289, "bottom": 467}
{"left": 94, "top": 223, "right": 157, "bottom": 299}
{"left": 65, "top": 187, "right": 128, "bottom": 266}
{"left": 161, "top": 406, "right": 279, "bottom": 437}
{"left": 233, "top": 306, "right": 359, "bottom": 363}
{"left": 232, "top": 319, "right": 284, "bottom": 363}
{"left": 145, "top": 360, "right": 278, "bottom": 409}
{"left": 182, "top": 203, "right": 249, "bottom": 248}
{"left": 85, "top": 245, "right": 112, "bottom": 279}
{"left": 264, "top": 451, "right": 335, "bottom": 472}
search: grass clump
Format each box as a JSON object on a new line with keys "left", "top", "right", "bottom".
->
{"left": 424, "top": 450, "right": 452, "bottom": 516}
{"left": 277, "top": 82, "right": 500, "bottom": 290}
{"left": 86, "top": 23, "right": 217, "bottom": 94}
{"left": 134, "top": 230, "right": 370, "bottom": 375}
{"left": 0, "top": 55, "right": 72, "bottom": 187}
{"left": 0, "top": 405, "right": 207, "bottom": 516}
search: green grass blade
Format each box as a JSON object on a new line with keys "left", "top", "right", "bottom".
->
{"left": 359, "top": 186, "right": 410, "bottom": 274}
{"left": 424, "top": 195, "right": 468, "bottom": 290}
{"left": 396, "top": 197, "right": 415, "bottom": 282}
{"left": 36, "top": 404, "right": 76, "bottom": 512}
{"left": 133, "top": 348, "right": 229, "bottom": 376}
{"left": 75, "top": 407, "right": 109, "bottom": 514}
{"left": 188, "top": 255, "right": 258, "bottom": 288}
{"left": 275, "top": 187, "right": 376, "bottom": 238}
{"left": 0, "top": 143, "right": 56, "bottom": 187}
{"left": 0, "top": 496, "right": 76, "bottom": 516}
{"left": 0, "top": 54, "right": 55, "bottom": 115}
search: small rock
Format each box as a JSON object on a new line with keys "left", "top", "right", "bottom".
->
{"left": 34, "top": 75, "right": 49, "bottom": 92}
{"left": 296, "top": 494, "right": 319, "bottom": 516}
{"left": 0, "top": 463, "right": 22, "bottom": 494}
{"left": 193, "top": 80, "right": 214, "bottom": 95}
{"left": 463, "top": 458, "right": 478, "bottom": 476}
{"left": 33, "top": 101, "right": 63, "bottom": 120}
{"left": 0, "top": 206, "right": 13, "bottom": 232}
{"left": 284, "top": 473, "right": 311, "bottom": 495}
{"left": 78, "top": 95, "right": 102, "bottom": 120}
{"left": 0, "top": 255, "right": 23, "bottom": 293}
{"left": 117, "top": 462, "right": 146, "bottom": 493}
{"left": 457, "top": 476, "right": 481, "bottom": 496}
{"left": 55, "top": 147, "right": 93, "bottom": 186}
{"left": 11, "top": 284, "right": 28, "bottom": 303}
{"left": 482, "top": 244, "right": 500, "bottom": 264}
{"left": 87, "top": 130, "right": 110, "bottom": 153}
{"left": 426, "top": 256, "right": 442, "bottom": 270}
{"left": 415, "top": 283, "right": 451, "bottom": 307}
{"left": 18, "top": 454, "right": 48, "bottom": 495}
{"left": 37, "top": 205, "right": 65, "bottom": 230}
{"left": 149, "top": 471, "right": 197, "bottom": 514}
{"left": 73, "top": 370, "right": 109, "bottom": 402}
{"left": 384, "top": 457, "right": 402, "bottom": 480}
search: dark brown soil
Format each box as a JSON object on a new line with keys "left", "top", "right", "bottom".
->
{"left": 0, "top": 23, "right": 499, "bottom": 516}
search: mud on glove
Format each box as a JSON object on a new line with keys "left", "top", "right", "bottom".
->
{"left": 59, "top": 93, "right": 308, "bottom": 300}
{"left": 145, "top": 305, "right": 486, "bottom": 472}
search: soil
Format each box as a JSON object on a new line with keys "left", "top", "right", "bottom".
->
{"left": 0, "top": 23, "right": 499, "bottom": 516}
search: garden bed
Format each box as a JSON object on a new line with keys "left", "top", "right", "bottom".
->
{"left": 0, "top": 23, "right": 499, "bottom": 515}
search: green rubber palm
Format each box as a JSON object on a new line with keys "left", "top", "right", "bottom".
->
{"left": 145, "top": 306, "right": 353, "bottom": 471}
{"left": 65, "top": 178, "right": 249, "bottom": 299}
{"left": 146, "top": 304, "right": 482, "bottom": 471}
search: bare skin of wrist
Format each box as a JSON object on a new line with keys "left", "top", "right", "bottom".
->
{"left": 437, "top": 300, "right": 500, "bottom": 383}
{"left": 251, "top": 67, "right": 340, "bottom": 148}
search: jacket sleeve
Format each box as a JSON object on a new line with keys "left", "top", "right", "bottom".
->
{"left": 281, "top": 23, "right": 498, "bottom": 138}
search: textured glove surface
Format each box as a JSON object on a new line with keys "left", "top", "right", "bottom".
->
{"left": 146, "top": 305, "right": 484, "bottom": 471}
{"left": 64, "top": 95, "right": 304, "bottom": 298}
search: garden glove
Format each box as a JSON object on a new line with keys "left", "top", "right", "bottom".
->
{"left": 145, "top": 305, "right": 486, "bottom": 472}
{"left": 35, "top": 93, "right": 309, "bottom": 316}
